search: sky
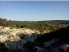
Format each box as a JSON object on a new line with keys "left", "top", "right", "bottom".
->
{"left": 1, "top": 0, "right": 69, "bottom": 1}
{"left": 0, "top": 1, "right": 69, "bottom": 21}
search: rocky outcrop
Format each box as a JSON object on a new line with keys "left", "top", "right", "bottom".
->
{"left": 0, "top": 26, "right": 40, "bottom": 42}
{"left": 0, "top": 26, "right": 40, "bottom": 50}
{"left": 0, "top": 26, "right": 68, "bottom": 52}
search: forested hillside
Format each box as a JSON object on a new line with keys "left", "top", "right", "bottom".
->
{"left": 0, "top": 18, "right": 69, "bottom": 33}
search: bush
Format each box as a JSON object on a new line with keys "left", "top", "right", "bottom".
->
{"left": 0, "top": 18, "right": 66, "bottom": 32}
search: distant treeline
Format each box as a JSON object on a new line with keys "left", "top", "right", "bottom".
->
{"left": 13, "top": 20, "right": 69, "bottom": 25}
{"left": 0, "top": 18, "right": 69, "bottom": 32}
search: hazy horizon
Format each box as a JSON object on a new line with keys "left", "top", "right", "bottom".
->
{"left": 0, "top": 1, "right": 69, "bottom": 21}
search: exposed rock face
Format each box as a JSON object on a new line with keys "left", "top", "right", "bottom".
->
{"left": 0, "top": 26, "right": 40, "bottom": 42}
{"left": 34, "top": 46, "right": 44, "bottom": 52}
{"left": 44, "top": 39, "right": 59, "bottom": 47}
{"left": 0, "top": 26, "right": 40, "bottom": 50}
{"left": 0, "top": 26, "right": 67, "bottom": 52}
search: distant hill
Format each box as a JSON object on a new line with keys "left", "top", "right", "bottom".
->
{"left": 43, "top": 20, "right": 69, "bottom": 25}
{"left": 0, "top": 18, "right": 69, "bottom": 31}
{"left": 13, "top": 20, "right": 69, "bottom": 25}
